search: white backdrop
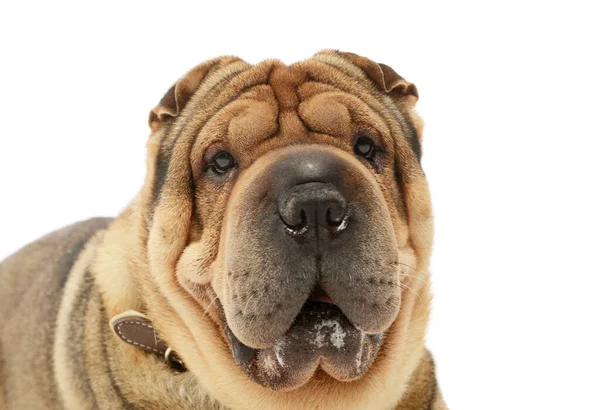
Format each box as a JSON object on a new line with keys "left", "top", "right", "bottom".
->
{"left": 1, "top": 1, "right": 599, "bottom": 409}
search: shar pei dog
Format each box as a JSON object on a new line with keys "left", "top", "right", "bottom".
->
{"left": 0, "top": 50, "right": 447, "bottom": 409}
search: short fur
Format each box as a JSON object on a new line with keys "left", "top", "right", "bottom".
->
{"left": 0, "top": 50, "right": 446, "bottom": 409}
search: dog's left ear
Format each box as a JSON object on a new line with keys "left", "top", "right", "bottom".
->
{"left": 338, "top": 51, "right": 419, "bottom": 108}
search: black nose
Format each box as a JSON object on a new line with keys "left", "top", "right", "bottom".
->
{"left": 278, "top": 182, "right": 348, "bottom": 235}
{"left": 270, "top": 146, "right": 352, "bottom": 237}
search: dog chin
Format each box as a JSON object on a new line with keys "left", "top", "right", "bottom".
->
{"left": 222, "top": 299, "right": 385, "bottom": 391}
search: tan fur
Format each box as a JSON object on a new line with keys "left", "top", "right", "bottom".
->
{"left": 0, "top": 50, "right": 445, "bottom": 409}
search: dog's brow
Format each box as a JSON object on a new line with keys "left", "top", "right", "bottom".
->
{"left": 299, "top": 61, "right": 422, "bottom": 162}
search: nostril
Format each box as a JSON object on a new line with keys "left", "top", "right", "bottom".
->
{"left": 279, "top": 193, "right": 306, "bottom": 227}
{"left": 278, "top": 182, "right": 349, "bottom": 237}
{"left": 325, "top": 202, "right": 345, "bottom": 225}
{"left": 282, "top": 209, "right": 309, "bottom": 237}
{"left": 325, "top": 209, "right": 338, "bottom": 227}
{"left": 299, "top": 209, "right": 307, "bottom": 226}
{"left": 326, "top": 208, "right": 350, "bottom": 234}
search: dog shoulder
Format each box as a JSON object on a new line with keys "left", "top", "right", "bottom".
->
{"left": 0, "top": 217, "right": 113, "bottom": 298}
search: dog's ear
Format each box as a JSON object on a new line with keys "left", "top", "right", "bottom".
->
{"left": 334, "top": 51, "right": 424, "bottom": 156}
{"left": 148, "top": 57, "right": 242, "bottom": 131}
{"left": 338, "top": 51, "right": 419, "bottom": 108}
{"left": 148, "top": 62, "right": 213, "bottom": 131}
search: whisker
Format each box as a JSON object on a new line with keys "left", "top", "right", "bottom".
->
{"left": 399, "top": 283, "right": 423, "bottom": 302}
{"left": 395, "top": 261, "right": 428, "bottom": 276}
{"left": 398, "top": 271, "right": 430, "bottom": 284}
{"left": 202, "top": 288, "right": 226, "bottom": 318}
{"left": 243, "top": 293, "right": 257, "bottom": 314}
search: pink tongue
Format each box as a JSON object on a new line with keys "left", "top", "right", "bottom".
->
{"left": 309, "top": 285, "right": 335, "bottom": 304}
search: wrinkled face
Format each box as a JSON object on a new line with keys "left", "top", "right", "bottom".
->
{"left": 147, "top": 52, "right": 432, "bottom": 392}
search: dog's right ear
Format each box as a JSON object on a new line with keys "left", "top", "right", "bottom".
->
{"left": 148, "top": 57, "right": 242, "bottom": 132}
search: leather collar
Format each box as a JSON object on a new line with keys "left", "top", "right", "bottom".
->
{"left": 109, "top": 310, "right": 186, "bottom": 372}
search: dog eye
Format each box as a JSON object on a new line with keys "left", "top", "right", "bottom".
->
{"left": 211, "top": 151, "right": 236, "bottom": 174}
{"left": 354, "top": 136, "right": 375, "bottom": 159}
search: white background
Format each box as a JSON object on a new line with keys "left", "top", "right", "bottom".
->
{"left": 1, "top": 1, "right": 599, "bottom": 409}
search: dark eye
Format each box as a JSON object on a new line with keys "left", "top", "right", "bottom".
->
{"left": 354, "top": 135, "right": 376, "bottom": 159}
{"left": 211, "top": 151, "right": 236, "bottom": 174}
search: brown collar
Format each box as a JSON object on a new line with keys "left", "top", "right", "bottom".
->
{"left": 109, "top": 310, "right": 186, "bottom": 372}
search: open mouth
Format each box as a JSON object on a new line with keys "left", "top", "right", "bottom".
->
{"left": 223, "top": 286, "right": 385, "bottom": 390}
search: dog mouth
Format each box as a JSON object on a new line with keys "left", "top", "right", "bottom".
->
{"left": 222, "top": 286, "right": 384, "bottom": 390}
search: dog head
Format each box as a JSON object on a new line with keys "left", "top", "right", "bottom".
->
{"left": 137, "top": 50, "right": 432, "bottom": 403}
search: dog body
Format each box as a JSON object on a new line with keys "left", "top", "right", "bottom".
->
{"left": 0, "top": 51, "right": 446, "bottom": 409}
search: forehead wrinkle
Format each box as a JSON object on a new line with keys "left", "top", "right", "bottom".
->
{"left": 189, "top": 83, "right": 278, "bottom": 162}
{"left": 298, "top": 90, "right": 390, "bottom": 144}
{"left": 182, "top": 64, "right": 276, "bottom": 157}
{"left": 297, "top": 92, "right": 351, "bottom": 138}
{"left": 307, "top": 54, "right": 421, "bottom": 162}
{"left": 298, "top": 68, "right": 396, "bottom": 136}
{"left": 298, "top": 79, "right": 395, "bottom": 146}
{"left": 268, "top": 63, "right": 309, "bottom": 142}
{"left": 228, "top": 86, "right": 279, "bottom": 151}
{"left": 162, "top": 60, "right": 251, "bottom": 152}
{"left": 195, "top": 95, "right": 278, "bottom": 158}
{"left": 296, "top": 59, "right": 416, "bottom": 159}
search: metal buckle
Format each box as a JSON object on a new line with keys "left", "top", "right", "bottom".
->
{"left": 164, "top": 346, "right": 186, "bottom": 373}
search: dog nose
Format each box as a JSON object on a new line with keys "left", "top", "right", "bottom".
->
{"left": 278, "top": 182, "right": 348, "bottom": 234}
{"left": 270, "top": 145, "right": 352, "bottom": 237}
